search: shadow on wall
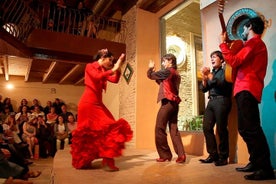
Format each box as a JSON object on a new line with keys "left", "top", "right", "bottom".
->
{"left": 261, "top": 58, "right": 276, "bottom": 169}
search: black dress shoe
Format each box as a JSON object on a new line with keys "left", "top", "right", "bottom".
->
{"left": 24, "top": 159, "right": 33, "bottom": 165}
{"left": 215, "top": 159, "right": 228, "bottom": 166}
{"left": 199, "top": 156, "right": 217, "bottom": 163}
{"left": 236, "top": 162, "right": 256, "bottom": 172}
{"left": 244, "top": 169, "right": 275, "bottom": 180}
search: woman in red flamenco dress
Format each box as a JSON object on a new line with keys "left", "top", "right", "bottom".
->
{"left": 71, "top": 49, "right": 133, "bottom": 171}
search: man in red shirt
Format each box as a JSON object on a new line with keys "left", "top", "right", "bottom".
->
{"left": 220, "top": 16, "right": 275, "bottom": 180}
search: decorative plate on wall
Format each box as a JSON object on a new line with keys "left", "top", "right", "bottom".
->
{"left": 166, "top": 36, "right": 186, "bottom": 67}
{"left": 227, "top": 8, "right": 258, "bottom": 40}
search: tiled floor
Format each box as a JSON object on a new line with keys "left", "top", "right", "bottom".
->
{"left": 28, "top": 157, "right": 53, "bottom": 184}
{"left": 44, "top": 147, "right": 275, "bottom": 184}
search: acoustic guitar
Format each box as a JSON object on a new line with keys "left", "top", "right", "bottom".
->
{"left": 217, "top": 0, "right": 243, "bottom": 83}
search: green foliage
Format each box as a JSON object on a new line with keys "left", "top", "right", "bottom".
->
{"left": 182, "top": 115, "right": 203, "bottom": 131}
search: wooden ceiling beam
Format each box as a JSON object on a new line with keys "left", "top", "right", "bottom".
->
{"left": 3, "top": 56, "right": 9, "bottom": 81}
{"left": 25, "top": 59, "right": 32, "bottom": 82}
{"left": 74, "top": 77, "right": 84, "bottom": 86}
{"left": 42, "top": 61, "right": 57, "bottom": 83}
{"left": 0, "top": 27, "right": 32, "bottom": 57}
{"left": 59, "top": 64, "right": 82, "bottom": 84}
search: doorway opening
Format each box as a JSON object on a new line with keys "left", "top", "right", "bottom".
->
{"left": 160, "top": 0, "right": 204, "bottom": 131}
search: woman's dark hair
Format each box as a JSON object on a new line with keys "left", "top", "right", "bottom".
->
{"left": 244, "top": 16, "right": 265, "bottom": 35}
{"left": 94, "top": 49, "right": 113, "bottom": 60}
{"left": 210, "top": 50, "right": 224, "bottom": 62}
{"left": 162, "top": 53, "right": 177, "bottom": 69}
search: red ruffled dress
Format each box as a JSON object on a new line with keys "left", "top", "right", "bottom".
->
{"left": 71, "top": 61, "right": 133, "bottom": 169}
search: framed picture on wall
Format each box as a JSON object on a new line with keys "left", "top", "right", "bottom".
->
{"left": 123, "top": 63, "right": 133, "bottom": 84}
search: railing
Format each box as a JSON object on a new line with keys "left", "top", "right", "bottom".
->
{"left": 0, "top": 0, "right": 126, "bottom": 43}
{"left": 0, "top": 0, "right": 40, "bottom": 41}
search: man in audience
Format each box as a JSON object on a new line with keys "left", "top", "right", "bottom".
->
{"left": 59, "top": 104, "right": 73, "bottom": 122}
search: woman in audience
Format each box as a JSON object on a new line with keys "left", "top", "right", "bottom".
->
{"left": 31, "top": 106, "right": 45, "bottom": 120}
{"left": 54, "top": 115, "right": 69, "bottom": 150}
{"left": 0, "top": 120, "right": 29, "bottom": 162}
{"left": 17, "top": 99, "right": 30, "bottom": 113}
{"left": 46, "top": 106, "right": 58, "bottom": 125}
{"left": 3, "top": 98, "right": 14, "bottom": 113}
{"left": 21, "top": 116, "right": 38, "bottom": 159}
{"left": 15, "top": 105, "right": 31, "bottom": 138}
{"left": 2, "top": 114, "right": 22, "bottom": 145}
{"left": 0, "top": 106, "right": 11, "bottom": 125}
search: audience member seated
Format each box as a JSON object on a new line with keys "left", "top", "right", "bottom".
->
{"left": 60, "top": 104, "right": 73, "bottom": 122}
{"left": 3, "top": 98, "right": 14, "bottom": 113}
{"left": 29, "top": 99, "right": 43, "bottom": 113}
{"left": 31, "top": 106, "right": 45, "bottom": 120}
{"left": 2, "top": 114, "right": 22, "bottom": 145}
{"left": 46, "top": 106, "right": 58, "bottom": 157}
{"left": 0, "top": 148, "right": 41, "bottom": 181}
{"left": 46, "top": 106, "right": 58, "bottom": 125}
{"left": 0, "top": 125, "right": 32, "bottom": 169}
{"left": 0, "top": 106, "right": 11, "bottom": 124}
{"left": 43, "top": 101, "right": 52, "bottom": 116}
{"left": 15, "top": 106, "right": 31, "bottom": 138}
{"left": 36, "top": 115, "right": 52, "bottom": 158}
{"left": 21, "top": 117, "right": 38, "bottom": 159}
{"left": 54, "top": 115, "right": 69, "bottom": 150}
{"left": 0, "top": 95, "right": 4, "bottom": 113}
{"left": 0, "top": 97, "right": 75, "bottom": 157}
{"left": 52, "top": 98, "right": 64, "bottom": 115}
{"left": 17, "top": 99, "right": 30, "bottom": 113}
{"left": 67, "top": 114, "right": 77, "bottom": 144}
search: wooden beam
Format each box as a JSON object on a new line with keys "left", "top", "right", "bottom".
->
{"left": 59, "top": 64, "right": 82, "bottom": 84}
{"left": 26, "top": 29, "right": 126, "bottom": 63}
{"left": 75, "top": 77, "right": 84, "bottom": 85}
{"left": 25, "top": 59, "right": 32, "bottom": 82}
{"left": 0, "top": 27, "right": 32, "bottom": 56}
{"left": 3, "top": 56, "right": 9, "bottom": 81}
{"left": 43, "top": 61, "right": 57, "bottom": 83}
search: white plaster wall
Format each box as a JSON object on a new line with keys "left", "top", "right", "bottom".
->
{"left": 0, "top": 76, "right": 119, "bottom": 119}
{"left": 201, "top": 0, "right": 276, "bottom": 165}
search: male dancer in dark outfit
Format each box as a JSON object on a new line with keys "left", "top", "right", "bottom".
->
{"left": 147, "top": 53, "right": 186, "bottom": 163}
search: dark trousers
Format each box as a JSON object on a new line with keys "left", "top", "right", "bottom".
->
{"left": 203, "top": 96, "right": 231, "bottom": 159}
{"left": 235, "top": 91, "right": 273, "bottom": 171}
{"left": 155, "top": 99, "right": 185, "bottom": 159}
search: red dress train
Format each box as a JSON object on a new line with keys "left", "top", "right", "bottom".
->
{"left": 70, "top": 62, "right": 133, "bottom": 169}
